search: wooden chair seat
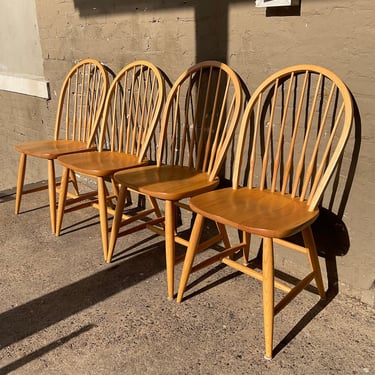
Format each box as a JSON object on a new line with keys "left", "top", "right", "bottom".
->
{"left": 114, "top": 165, "right": 219, "bottom": 201}
{"left": 15, "top": 140, "right": 91, "bottom": 159}
{"left": 58, "top": 151, "right": 147, "bottom": 177}
{"left": 189, "top": 188, "right": 319, "bottom": 239}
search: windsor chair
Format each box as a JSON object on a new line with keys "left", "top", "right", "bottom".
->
{"left": 15, "top": 59, "right": 108, "bottom": 233}
{"left": 55, "top": 60, "right": 165, "bottom": 260}
{"left": 108, "top": 61, "right": 244, "bottom": 299}
{"left": 176, "top": 64, "right": 353, "bottom": 359}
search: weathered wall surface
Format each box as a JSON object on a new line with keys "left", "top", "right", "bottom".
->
{"left": 0, "top": 0, "right": 373, "bottom": 305}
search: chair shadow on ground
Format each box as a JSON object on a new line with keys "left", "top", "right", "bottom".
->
{"left": 0, "top": 188, "right": 16, "bottom": 203}
{"left": 0, "top": 237, "right": 167, "bottom": 373}
{"left": 0, "top": 325, "right": 95, "bottom": 375}
{"left": 0, "top": 182, "right": 49, "bottom": 208}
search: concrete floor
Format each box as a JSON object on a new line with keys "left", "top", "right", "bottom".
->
{"left": 0, "top": 186, "right": 374, "bottom": 375}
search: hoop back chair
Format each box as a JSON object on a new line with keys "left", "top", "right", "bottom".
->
{"left": 15, "top": 58, "right": 108, "bottom": 233}
{"left": 176, "top": 64, "right": 353, "bottom": 359}
{"left": 107, "top": 61, "right": 243, "bottom": 299}
{"left": 55, "top": 61, "right": 165, "bottom": 260}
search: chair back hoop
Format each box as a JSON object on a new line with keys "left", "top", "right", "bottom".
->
{"left": 95, "top": 60, "right": 165, "bottom": 161}
{"left": 54, "top": 58, "right": 108, "bottom": 145}
{"left": 156, "top": 60, "right": 243, "bottom": 181}
{"left": 233, "top": 64, "right": 353, "bottom": 211}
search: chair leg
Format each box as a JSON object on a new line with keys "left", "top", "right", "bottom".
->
{"left": 48, "top": 159, "right": 57, "bottom": 233}
{"left": 55, "top": 167, "right": 70, "bottom": 236}
{"left": 242, "top": 231, "right": 251, "bottom": 265}
{"left": 98, "top": 177, "right": 109, "bottom": 261}
{"left": 107, "top": 184, "right": 128, "bottom": 263}
{"left": 102, "top": 181, "right": 115, "bottom": 209}
{"left": 217, "top": 222, "right": 230, "bottom": 248}
{"left": 15, "top": 153, "right": 27, "bottom": 214}
{"left": 217, "top": 223, "right": 236, "bottom": 260}
{"left": 262, "top": 237, "right": 274, "bottom": 360}
{"left": 176, "top": 214, "right": 205, "bottom": 303}
{"left": 111, "top": 179, "right": 119, "bottom": 198}
{"left": 302, "top": 226, "right": 326, "bottom": 299}
{"left": 165, "top": 200, "right": 177, "bottom": 300}
{"left": 69, "top": 170, "right": 80, "bottom": 196}
{"left": 148, "top": 196, "right": 163, "bottom": 223}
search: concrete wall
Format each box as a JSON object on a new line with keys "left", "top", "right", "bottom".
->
{"left": 0, "top": 0, "right": 373, "bottom": 305}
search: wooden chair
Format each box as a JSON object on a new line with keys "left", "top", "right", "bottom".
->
{"left": 176, "top": 64, "right": 353, "bottom": 359}
{"left": 107, "top": 61, "right": 243, "bottom": 299}
{"left": 15, "top": 58, "right": 108, "bottom": 233}
{"left": 55, "top": 60, "right": 165, "bottom": 260}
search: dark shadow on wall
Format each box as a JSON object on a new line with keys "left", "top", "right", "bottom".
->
{"left": 72, "top": 0, "right": 234, "bottom": 62}
{"left": 314, "top": 92, "right": 361, "bottom": 298}
{"left": 72, "top": 0, "right": 302, "bottom": 63}
{"left": 272, "top": 91, "right": 361, "bottom": 357}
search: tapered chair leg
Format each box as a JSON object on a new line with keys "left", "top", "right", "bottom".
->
{"left": 262, "top": 237, "right": 275, "bottom": 360}
{"left": 56, "top": 167, "right": 70, "bottom": 236}
{"left": 241, "top": 231, "right": 251, "bottom": 265}
{"left": 15, "top": 153, "right": 27, "bottom": 214}
{"left": 148, "top": 196, "right": 163, "bottom": 224}
{"left": 98, "top": 177, "right": 109, "bottom": 260}
{"left": 302, "top": 227, "right": 326, "bottom": 299}
{"left": 69, "top": 170, "right": 80, "bottom": 196}
{"left": 216, "top": 222, "right": 231, "bottom": 249}
{"left": 165, "top": 200, "right": 177, "bottom": 300}
{"left": 176, "top": 213, "right": 205, "bottom": 303}
{"left": 107, "top": 184, "right": 128, "bottom": 263}
{"left": 48, "top": 159, "right": 57, "bottom": 233}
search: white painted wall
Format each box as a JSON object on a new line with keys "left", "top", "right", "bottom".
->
{"left": 0, "top": 0, "right": 48, "bottom": 98}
